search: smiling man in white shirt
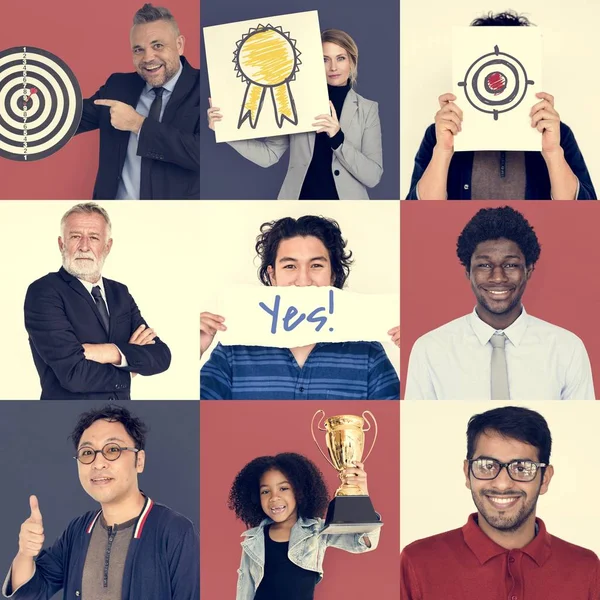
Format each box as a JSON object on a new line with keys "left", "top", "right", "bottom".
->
{"left": 405, "top": 205, "right": 595, "bottom": 400}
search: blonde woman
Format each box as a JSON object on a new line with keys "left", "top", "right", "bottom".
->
{"left": 207, "top": 29, "right": 383, "bottom": 200}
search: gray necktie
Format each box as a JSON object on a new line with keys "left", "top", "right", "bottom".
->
{"left": 91, "top": 286, "right": 110, "bottom": 333}
{"left": 490, "top": 332, "right": 510, "bottom": 400}
{"left": 140, "top": 87, "right": 165, "bottom": 200}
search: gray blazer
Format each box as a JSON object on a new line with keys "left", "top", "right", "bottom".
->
{"left": 227, "top": 89, "right": 382, "bottom": 199}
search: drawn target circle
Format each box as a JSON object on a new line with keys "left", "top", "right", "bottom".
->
{"left": 457, "top": 45, "right": 534, "bottom": 120}
{"left": 0, "top": 46, "right": 82, "bottom": 161}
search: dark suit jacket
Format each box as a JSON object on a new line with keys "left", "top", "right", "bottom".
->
{"left": 77, "top": 56, "right": 199, "bottom": 200}
{"left": 24, "top": 268, "right": 171, "bottom": 400}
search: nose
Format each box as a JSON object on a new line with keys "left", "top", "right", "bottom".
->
{"left": 492, "top": 465, "right": 516, "bottom": 490}
{"left": 78, "top": 235, "right": 90, "bottom": 251}
{"left": 489, "top": 266, "right": 508, "bottom": 282}
{"left": 294, "top": 267, "right": 312, "bottom": 287}
{"left": 143, "top": 48, "right": 156, "bottom": 63}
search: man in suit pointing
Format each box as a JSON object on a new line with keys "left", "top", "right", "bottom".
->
{"left": 76, "top": 3, "right": 200, "bottom": 199}
{"left": 24, "top": 203, "right": 171, "bottom": 400}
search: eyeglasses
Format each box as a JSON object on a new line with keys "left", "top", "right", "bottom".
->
{"left": 468, "top": 458, "right": 546, "bottom": 482}
{"left": 74, "top": 443, "right": 139, "bottom": 465}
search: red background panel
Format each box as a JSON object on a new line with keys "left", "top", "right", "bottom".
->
{"left": 400, "top": 201, "right": 600, "bottom": 398}
{"left": 0, "top": 0, "right": 199, "bottom": 199}
{"left": 200, "top": 401, "right": 399, "bottom": 599}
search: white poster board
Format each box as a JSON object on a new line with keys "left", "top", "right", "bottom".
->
{"left": 215, "top": 285, "right": 399, "bottom": 348}
{"left": 204, "top": 10, "right": 330, "bottom": 143}
{"left": 452, "top": 27, "right": 542, "bottom": 151}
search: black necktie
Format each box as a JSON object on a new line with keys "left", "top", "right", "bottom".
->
{"left": 140, "top": 87, "right": 165, "bottom": 200}
{"left": 91, "top": 286, "right": 110, "bottom": 333}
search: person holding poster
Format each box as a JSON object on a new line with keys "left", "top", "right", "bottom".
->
{"left": 404, "top": 206, "right": 594, "bottom": 400}
{"left": 407, "top": 10, "right": 595, "bottom": 200}
{"left": 2, "top": 404, "right": 200, "bottom": 600}
{"left": 207, "top": 29, "right": 383, "bottom": 200}
{"left": 229, "top": 452, "right": 379, "bottom": 600}
{"left": 200, "top": 215, "right": 399, "bottom": 399}
{"left": 400, "top": 406, "right": 600, "bottom": 599}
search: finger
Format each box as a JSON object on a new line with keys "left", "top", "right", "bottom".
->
{"left": 536, "top": 119, "right": 556, "bottom": 133}
{"left": 201, "top": 319, "right": 226, "bottom": 333}
{"left": 440, "top": 102, "right": 463, "bottom": 121}
{"left": 438, "top": 92, "right": 457, "bottom": 108}
{"left": 201, "top": 312, "right": 226, "bottom": 322}
{"left": 354, "top": 461, "right": 365, "bottom": 469}
{"left": 129, "top": 324, "right": 146, "bottom": 342}
{"left": 29, "top": 495, "right": 42, "bottom": 523}
{"left": 314, "top": 114, "right": 332, "bottom": 121}
{"left": 94, "top": 99, "right": 118, "bottom": 107}
{"left": 387, "top": 326, "right": 399, "bottom": 335}
{"left": 438, "top": 110, "right": 462, "bottom": 131}
{"left": 535, "top": 92, "right": 554, "bottom": 106}
{"left": 208, "top": 97, "right": 212, "bottom": 107}
{"left": 329, "top": 101, "right": 338, "bottom": 119}
{"left": 23, "top": 524, "right": 44, "bottom": 536}
{"left": 200, "top": 325, "right": 217, "bottom": 336}
{"left": 439, "top": 120, "right": 459, "bottom": 136}
{"left": 531, "top": 111, "right": 559, "bottom": 127}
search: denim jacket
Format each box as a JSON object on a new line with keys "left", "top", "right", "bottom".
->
{"left": 235, "top": 516, "right": 381, "bottom": 600}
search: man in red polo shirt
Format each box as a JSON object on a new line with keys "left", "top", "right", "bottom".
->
{"left": 400, "top": 406, "right": 600, "bottom": 599}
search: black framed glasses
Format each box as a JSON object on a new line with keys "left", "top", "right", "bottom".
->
{"left": 468, "top": 458, "right": 546, "bottom": 482}
{"left": 74, "top": 443, "right": 139, "bottom": 465}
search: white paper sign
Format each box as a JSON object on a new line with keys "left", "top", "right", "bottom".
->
{"left": 452, "top": 27, "right": 542, "bottom": 151}
{"left": 204, "top": 11, "right": 330, "bottom": 143}
{"left": 214, "top": 285, "right": 399, "bottom": 348}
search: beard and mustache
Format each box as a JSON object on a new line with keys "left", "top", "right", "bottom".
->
{"left": 62, "top": 248, "right": 108, "bottom": 283}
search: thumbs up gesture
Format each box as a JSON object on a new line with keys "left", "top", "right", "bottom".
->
{"left": 18, "top": 496, "right": 45, "bottom": 557}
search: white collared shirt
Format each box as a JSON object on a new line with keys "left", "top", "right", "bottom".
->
{"left": 405, "top": 307, "right": 595, "bottom": 400}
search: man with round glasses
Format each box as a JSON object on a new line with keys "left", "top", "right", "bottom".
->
{"left": 400, "top": 406, "right": 600, "bottom": 598}
{"left": 2, "top": 404, "right": 199, "bottom": 599}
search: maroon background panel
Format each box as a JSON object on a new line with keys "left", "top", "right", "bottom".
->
{"left": 200, "top": 401, "right": 400, "bottom": 599}
{"left": 400, "top": 201, "right": 600, "bottom": 398}
{"left": 0, "top": 0, "right": 199, "bottom": 199}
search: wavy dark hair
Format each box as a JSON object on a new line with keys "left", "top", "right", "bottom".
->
{"left": 471, "top": 10, "right": 534, "bottom": 27}
{"left": 456, "top": 206, "right": 541, "bottom": 272}
{"left": 255, "top": 216, "right": 353, "bottom": 289}
{"left": 228, "top": 453, "right": 329, "bottom": 528}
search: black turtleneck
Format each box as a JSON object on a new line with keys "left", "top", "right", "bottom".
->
{"left": 299, "top": 82, "right": 350, "bottom": 200}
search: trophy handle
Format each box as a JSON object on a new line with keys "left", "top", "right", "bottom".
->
{"left": 361, "top": 411, "right": 378, "bottom": 463}
{"left": 311, "top": 410, "right": 336, "bottom": 470}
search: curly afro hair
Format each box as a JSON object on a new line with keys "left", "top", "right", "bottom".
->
{"left": 456, "top": 206, "right": 541, "bottom": 272}
{"left": 228, "top": 453, "right": 329, "bottom": 528}
{"left": 470, "top": 10, "right": 534, "bottom": 27}
{"left": 255, "top": 216, "right": 354, "bottom": 289}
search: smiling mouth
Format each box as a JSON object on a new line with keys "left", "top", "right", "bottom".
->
{"left": 483, "top": 288, "right": 513, "bottom": 297}
{"left": 485, "top": 494, "right": 521, "bottom": 509}
{"left": 144, "top": 64, "right": 163, "bottom": 73}
{"left": 270, "top": 505, "right": 286, "bottom": 515}
{"left": 91, "top": 477, "right": 114, "bottom": 485}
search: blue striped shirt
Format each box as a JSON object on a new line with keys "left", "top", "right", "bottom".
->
{"left": 200, "top": 342, "right": 399, "bottom": 400}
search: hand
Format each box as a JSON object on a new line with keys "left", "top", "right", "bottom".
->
{"left": 434, "top": 93, "right": 463, "bottom": 152}
{"left": 388, "top": 326, "right": 400, "bottom": 348}
{"left": 18, "top": 496, "right": 44, "bottom": 558}
{"left": 94, "top": 99, "right": 145, "bottom": 133}
{"left": 530, "top": 92, "right": 561, "bottom": 155}
{"left": 312, "top": 101, "right": 341, "bottom": 137}
{"left": 129, "top": 324, "right": 156, "bottom": 346}
{"left": 207, "top": 97, "right": 223, "bottom": 131}
{"left": 82, "top": 343, "right": 121, "bottom": 365}
{"left": 200, "top": 311, "right": 226, "bottom": 357}
{"left": 342, "top": 461, "right": 369, "bottom": 495}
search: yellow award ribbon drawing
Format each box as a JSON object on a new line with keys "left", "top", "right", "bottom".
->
{"left": 233, "top": 24, "right": 302, "bottom": 129}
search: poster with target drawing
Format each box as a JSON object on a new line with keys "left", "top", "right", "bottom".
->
{"left": 204, "top": 10, "right": 330, "bottom": 143}
{"left": 0, "top": 46, "right": 82, "bottom": 161}
{"left": 452, "top": 27, "right": 542, "bottom": 152}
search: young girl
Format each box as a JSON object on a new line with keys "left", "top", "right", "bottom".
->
{"left": 228, "top": 452, "right": 380, "bottom": 600}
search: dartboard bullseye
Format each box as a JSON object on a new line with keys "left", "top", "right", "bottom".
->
{"left": 0, "top": 46, "right": 82, "bottom": 161}
{"left": 457, "top": 44, "right": 535, "bottom": 121}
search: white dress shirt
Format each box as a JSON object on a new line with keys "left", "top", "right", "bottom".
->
{"left": 405, "top": 307, "right": 595, "bottom": 400}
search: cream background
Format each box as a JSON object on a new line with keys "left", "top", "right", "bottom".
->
{"left": 204, "top": 10, "right": 330, "bottom": 143}
{"left": 400, "top": 0, "right": 600, "bottom": 196}
{"left": 400, "top": 401, "right": 600, "bottom": 555}
{"left": 199, "top": 201, "right": 400, "bottom": 377}
{"left": 0, "top": 201, "right": 202, "bottom": 400}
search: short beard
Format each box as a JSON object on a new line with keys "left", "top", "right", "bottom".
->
{"left": 62, "top": 250, "right": 106, "bottom": 283}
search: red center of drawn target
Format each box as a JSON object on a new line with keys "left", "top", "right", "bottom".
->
{"left": 486, "top": 72, "right": 507, "bottom": 95}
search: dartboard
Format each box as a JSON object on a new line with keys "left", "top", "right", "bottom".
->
{"left": 457, "top": 44, "right": 534, "bottom": 121}
{"left": 0, "top": 46, "right": 82, "bottom": 161}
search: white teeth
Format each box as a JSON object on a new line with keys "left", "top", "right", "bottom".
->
{"left": 488, "top": 496, "right": 518, "bottom": 504}
{"left": 489, "top": 290, "right": 509, "bottom": 295}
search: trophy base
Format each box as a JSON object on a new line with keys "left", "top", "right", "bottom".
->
{"left": 321, "top": 495, "right": 383, "bottom": 534}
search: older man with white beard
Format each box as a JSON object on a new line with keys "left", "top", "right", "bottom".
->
{"left": 24, "top": 203, "right": 171, "bottom": 400}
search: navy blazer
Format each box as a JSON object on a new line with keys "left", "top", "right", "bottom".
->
{"left": 77, "top": 56, "right": 200, "bottom": 200}
{"left": 24, "top": 268, "right": 171, "bottom": 400}
{"left": 406, "top": 122, "right": 596, "bottom": 200}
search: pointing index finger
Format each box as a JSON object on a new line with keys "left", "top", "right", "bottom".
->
{"left": 94, "top": 99, "right": 118, "bottom": 107}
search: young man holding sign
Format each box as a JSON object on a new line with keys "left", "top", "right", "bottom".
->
{"left": 200, "top": 215, "right": 400, "bottom": 399}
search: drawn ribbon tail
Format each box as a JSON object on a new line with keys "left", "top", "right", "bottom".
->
{"left": 271, "top": 82, "right": 298, "bottom": 128}
{"left": 238, "top": 82, "right": 266, "bottom": 129}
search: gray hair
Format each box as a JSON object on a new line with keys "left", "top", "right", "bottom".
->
{"left": 60, "top": 203, "right": 112, "bottom": 238}
{"left": 133, "top": 4, "right": 180, "bottom": 36}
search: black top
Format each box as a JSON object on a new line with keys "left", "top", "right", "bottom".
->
{"left": 299, "top": 82, "right": 350, "bottom": 200}
{"left": 254, "top": 525, "right": 319, "bottom": 600}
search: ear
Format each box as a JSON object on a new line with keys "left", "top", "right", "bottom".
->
{"left": 267, "top": 265, "right": 276, "bottom": 285}
{"left": 136, "top": 450, "right": 146, "bottom": 474}
{"left": 58, "top": 236, "right": 64, "bottom": 252}
{"left": 525, "top": 264, "right": 534, "bottom": 280}
{"left": 539, "top": 464, "right": 553, "bottom": 496}
{"left": 463, "top": 460, "right": 472, "bottom": 490}
{"left": 464, "top": 268, "right": 471, "bottom": 280}
{"left": 106, "top": 237, "right": 113, "bottom": 255}
{"left": 177, "top": 35, "right": 185, "bottom": 55}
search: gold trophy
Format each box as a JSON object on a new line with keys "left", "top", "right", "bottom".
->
{"left": 311, "top": 410, "right": 382, "bottom": 534}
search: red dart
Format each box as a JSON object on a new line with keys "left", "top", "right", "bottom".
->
{"left": 30, "top": 87, "right": 38, "bottom": 96}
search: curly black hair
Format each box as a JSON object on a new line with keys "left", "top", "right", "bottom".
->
{"left": 255, "top": 216, "right": 353, "bottom": 289}
{"left": 456, "top": 206, "right": 541, "bottom": 271}
{"left": 228, "top": 453, "right": 329, "bottom": 528}
{"left": 69, "top": 404, "right": 149, "bottom": 451}
{"left": 471, "top": 10, "right": 534, "bottom": 27}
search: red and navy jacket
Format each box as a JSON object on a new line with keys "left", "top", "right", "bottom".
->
{"left": 3, "top": 497, "right": 199, "bottom": 600}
